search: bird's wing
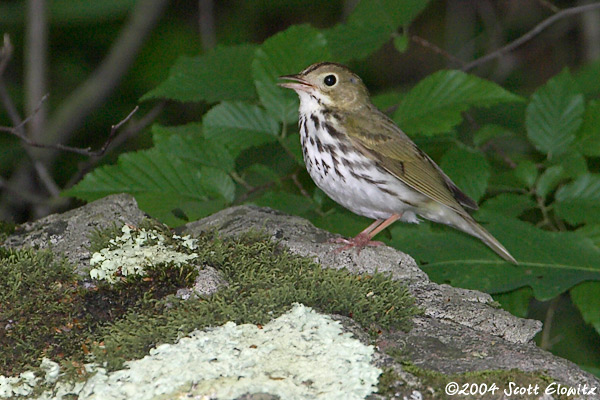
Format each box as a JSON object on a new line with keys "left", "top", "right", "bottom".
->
{"left": 345, "top": 107, "right": 478, "bottom": 213}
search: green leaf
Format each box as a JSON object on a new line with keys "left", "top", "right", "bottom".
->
{"left": 525, "top": 69, "right": 585, "bottom": 157}
{"left": 393, "top": 70, "right": 523, "bottom": 136}
{"left": 575, "top": 100, "right": 600, "bottom": 157}
{"left": 152, "top": 124, "right": 235, "bottom": 173}
{"left": 571, "top": 281, "right": 600, "bottom": 335}
{"left": 325, "top": 0, "right": 430, "bottom": 61}
{"left": 481, "top": 193, "right": 536, "bottom": 218}
{"left": 388, "top": 211, "right": 600, "bottom": 300}
{"left": 555, "top": 174, "right": 600, "bottom": 225}
{"left": 63, "top": 149, "right": 234, "bottom": 226}
{"left": 393, "top": 34, "right": 410, "bottom": 53}
{"left": 281, "top": 133, "right": 304, "bottom": 166}
{"left": 439, "top": 144, "right": 490, "bottom": 203}
{"left": 577, "top": 225, "right": 600, "bottom": 248}
{"left": 513, "top": 160, "right": 538, "bottom": 188}
{"left": 371, "top": 91, "right": 404, "bottom": 112}
{"left": 549, "top": 150, "right": 588, "bottom": 179}
{"left": 142, "top": 44, "right": 257, "bottom": 102}
{"left": 473, "top": 124, "right": 514, "bottom": 147}
{"left": 574, "top": 58, "right": 600, "bottom": 97}
{"left": 203, "top": 101, "right": 280, "bottom": 157}
{"left": 493, "top": 287, "right": 533, "bottom": 319}
{"left": 252, "top": 25, "right": 330, "bottom": 123}
{"left": 252, "top": 191, "right": 315, "bottom": 216}
{"left": 314, "top": 209, "right": 372, "bottom": 238}
{"left": 535, "top": 165, "right": 564, "bottom": 199}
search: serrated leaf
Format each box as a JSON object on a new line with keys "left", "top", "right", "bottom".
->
{"left": 152, "top": 124, "right": 235, "bottom": 172}
{"left": 252, "top": 191, "right": 315, "bottom": 216}
{"left": 555, "top": 174, "right": 600, "bottom": 225}
{"left": 252, "top": 25, "right": 330, "bottom": 123}
{"left": 536, "top": 165, "right": 564, "bottom": 198}
{"left": 525, "top": 69, "right": 585, "bottom": 157}
{"left": 481, "top": 193, "right": 536, "bottom": 218}
{"left": 142, "top": 44, "right": 257, "bottom": 102}
{"left": 203, "top": 101, "right": 279, "bottom": 157}
{"left": 389, "top": 211, "right": 600, "bottom": 300}
{"left": 570, "top": 281, "right": 600, "bottom": 335}
{"left": 394, "top": 70, "right": 523, "bottom": 136}
{"left": 63, "top": 149, "right": 234, "bottom": 226}
{"left": 325, "top": 0, "right": 430, "bottom": 61}
{"left": 439, "top": 144, "right": 490, "bottom": 203}
{"left": 575, "top": 100, "right": 600, "bottom": 157}
{"left": 513, "top": 160, "right": 539, "bottom": 188}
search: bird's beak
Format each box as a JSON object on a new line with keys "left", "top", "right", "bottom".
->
{"left": 277, "top": 74, "right": 314, "bottom": 92}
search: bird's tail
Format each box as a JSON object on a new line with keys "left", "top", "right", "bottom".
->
{"left": 458, "top": 213, "right": 517, "bottom": 264}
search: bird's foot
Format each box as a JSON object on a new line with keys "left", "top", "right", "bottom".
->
{"left": 329, "top": 233, "right": 384, "bottom": 254}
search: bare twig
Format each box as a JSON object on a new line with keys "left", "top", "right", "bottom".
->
{"left": 65, "top": 102, "right": 165, "bottom": 189}
{"left": 536, "top": 0, "right": 560, "bottom": 14}
{"left": 0, "top": 34, "right": 13, "bottom": 78}
{"left": 198, "top": 0, "right": 216, "bottom": 50}
{"left": 25, "top": 0, "right": 48, "bottom": 142}
{"left": 462, "top": 3, "right": 600, "bottom": 71}
{"left": 410, "top": 35, "right": 467, "bottom": 67}
{"left": 0, "top": 100, "right": 141, "bottom": 157}
{"left": 39, "top": 0, "right": 169, "bottom": 166}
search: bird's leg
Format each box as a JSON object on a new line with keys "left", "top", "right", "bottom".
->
{"left": 331, "top": 214, "right": 401, "bottom": 253}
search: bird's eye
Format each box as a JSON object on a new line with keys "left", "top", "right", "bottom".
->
{"left": 324, "top": 74, "right": 337, "bottom": 87}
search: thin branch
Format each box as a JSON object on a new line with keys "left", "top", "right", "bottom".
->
{"left": 25, "top": 0, "right": 48, "bottom": 142}
{"left": 0, "top": 34, "right": 13, "bottom": 78}
{"left": 0, "top": 100, "right": 141, "bottom": 157}
{"left": 536, "top": 0, "right": 560, "bottom": 14}
{"left": 462, "top": 3, "right": 600, "bottom": 71}
{"left": 39, "top": 0, "right": 169, "bottom": 165}
{"left": 410, "top": 35, "right": 467, "bottom": 67}
{"left": 198, "top": 0, "right": 216, "bottom": 50}
{"left": 65, "top": 102, "right": 165, "bottom": 189}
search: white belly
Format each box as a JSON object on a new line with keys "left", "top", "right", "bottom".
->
{"left": 298, "top": 109, "right": 424, "bottom": 223}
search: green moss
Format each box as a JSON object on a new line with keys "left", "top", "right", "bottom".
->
{"left": 0, "top": 220, "right": 15, "bottom": 242}
{"left": 2, "top": 226, "right": 420, "bottom": 382}
{"left": 93, "top": 230, "right": 420, "bottom": 370}
{"left": 378, "top": 361, "right": 567, "bottom": 400}
{"left": 0, "top": 247, "right": 87, "bottom": 376}
{"left": 377, "top": 367, "right": 402, "bottom": 396}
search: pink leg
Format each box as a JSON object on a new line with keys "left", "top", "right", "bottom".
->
{"left": 331, "top": 214, "right": 401, "bottom": 254}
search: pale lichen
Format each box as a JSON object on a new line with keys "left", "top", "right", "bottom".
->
{"left": 33, "top": 304, "right": 381, "bottom": 400}
{"left": 89, "top": 225, "right": 198, "bottom": 283}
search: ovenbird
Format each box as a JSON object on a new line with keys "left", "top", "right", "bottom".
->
{"left": 278, "top": 62, "right": 516, "bottom": 264}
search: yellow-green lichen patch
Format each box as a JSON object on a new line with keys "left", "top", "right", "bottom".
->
{"left": 92, "top": 230, "right": 420, "bottom": 371}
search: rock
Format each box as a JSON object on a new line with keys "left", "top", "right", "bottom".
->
{"left": 2, "top": 196, "right": 598, "bottom": 400}
{"left": 3, "top": 194, "right": 146, "bottom": 274}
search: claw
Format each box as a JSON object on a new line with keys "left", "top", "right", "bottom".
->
{"left": 328, "top": 233, "right": 384, "bottom": 254}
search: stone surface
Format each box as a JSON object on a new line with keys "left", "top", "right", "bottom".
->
{"left": 3, "top": 194, "right": 146, "bottom": 274}
{"left": 3, "top": 196, "right": 599, "bottom": 400}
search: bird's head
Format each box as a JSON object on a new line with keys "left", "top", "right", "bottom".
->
{"left": 278, "top": 62, "right": 370, "bottom": 110}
